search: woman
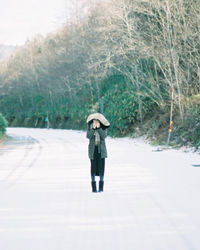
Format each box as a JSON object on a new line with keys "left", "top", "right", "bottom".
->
{"left": 86, "top": 113, "right": 110, "bottom": 193}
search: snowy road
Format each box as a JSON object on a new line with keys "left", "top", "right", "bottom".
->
{"left": 0, "top": 128, "right": 200, "bottom": 250}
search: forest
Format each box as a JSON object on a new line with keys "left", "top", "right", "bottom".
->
{"left": 0, "top": 0, "right": 199, "bottom": 147}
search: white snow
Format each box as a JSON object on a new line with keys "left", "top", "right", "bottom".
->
{"left": 0, "top": 127, "right": 200, "bottom": 250}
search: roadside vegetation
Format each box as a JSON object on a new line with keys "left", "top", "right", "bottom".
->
{"left": 0, "top": 113, "right": 7, "bottom": 139}
{"left": 0, "top": 0, "right": 199, "bottom": 148}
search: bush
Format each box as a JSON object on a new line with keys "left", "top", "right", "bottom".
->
{"left": 102, "top": 82, "right": 155, "bottom": 136}
{"left": 173, "top": 107, "right": 200, "bottom": 149}
{"left": 0, "top": 113, "right": 8, "bottom": 137}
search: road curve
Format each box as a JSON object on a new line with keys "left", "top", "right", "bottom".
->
{"left": 0, "top": 128, "right": 200, "bottom": 250}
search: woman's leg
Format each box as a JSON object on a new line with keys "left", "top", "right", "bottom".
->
{"left": 90, "top": 157, "right": 97, "bottom": 192}
{"left": 91, "top": 175, "right": 96, "bottom": 182}
{"left": 90, "top": 147, "right": 100, "bottom": 193}
{"left": 98, "top": 158, "right": 105, "bottom": 192}
{"left": 100, "top": 175, "right": 104, "bottom": 181}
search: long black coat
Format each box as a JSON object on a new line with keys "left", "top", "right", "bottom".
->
{"left": 86, "top": 127, "right": 108, "bottom": 160}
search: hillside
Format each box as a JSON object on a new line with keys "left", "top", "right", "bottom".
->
{"left": 0, "top": 0, "right": 199, "bottom": 148}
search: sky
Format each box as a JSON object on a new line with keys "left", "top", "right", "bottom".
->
{"left": 0, "top": 0, "right": 75, "bottom": 46}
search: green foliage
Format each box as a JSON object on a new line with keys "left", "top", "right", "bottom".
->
{"left": 104, "top": 88, "right": 138, "bottom": 136}
{"left": 0, "top": 113, "right": 8, "bottom": 138}
{"left": 173, "top": 106, "right": 200, "bottom": 149}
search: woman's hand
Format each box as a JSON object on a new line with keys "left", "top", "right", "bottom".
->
{"left": 93, "top": 120, "right": 100, "bottom": 129}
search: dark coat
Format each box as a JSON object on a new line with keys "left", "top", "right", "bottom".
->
{"left": 86, "top": 127, "right": 108, "bottom": 160}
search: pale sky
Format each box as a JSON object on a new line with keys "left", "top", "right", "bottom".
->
{"left": 0, "top": 0, "right": 75, "bottom": 46}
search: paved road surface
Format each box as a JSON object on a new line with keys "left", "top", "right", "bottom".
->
{"left": 0, "top": 128, "right": 200, "bottom": 250}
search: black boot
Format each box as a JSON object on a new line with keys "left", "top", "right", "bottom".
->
{"left": 99, "top": 181, "right": 104, "bottom": 192}
{"left": 91, "top": 181, "right": 97, "bottom": 192}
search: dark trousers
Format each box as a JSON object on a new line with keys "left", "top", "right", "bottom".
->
{"left": 90, "top": 146, "right": 105, "bottom": 180}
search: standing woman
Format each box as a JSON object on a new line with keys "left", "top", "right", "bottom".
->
{"left": 86, "top": 113, "right": 110, "bottom": 193}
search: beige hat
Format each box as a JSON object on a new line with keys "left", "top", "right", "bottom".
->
{"left": 87, "top": 113, "right": 110, "bottom": 127}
